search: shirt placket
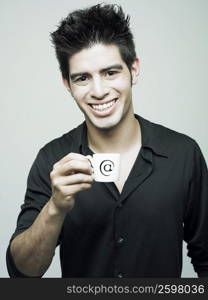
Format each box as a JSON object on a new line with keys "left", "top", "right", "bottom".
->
{"left": 103, "top": 148, "right": 153, "bottom": 277}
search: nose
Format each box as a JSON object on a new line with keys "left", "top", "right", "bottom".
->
{"left": 90, "top": 77, "right": 109, "bottom": 100}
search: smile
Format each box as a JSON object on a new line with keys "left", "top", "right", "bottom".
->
{"left": 89, "top": 98, "right": 118, "bottom": 111}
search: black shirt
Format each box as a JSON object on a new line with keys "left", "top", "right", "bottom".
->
{"left": 6, "top": 114, "right": 208, "bottom": 277}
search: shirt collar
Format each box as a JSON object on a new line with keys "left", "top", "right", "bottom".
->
{"left": 135, "top": 114, "right": 169, "bottom": 158}
{"left": 71, "top": 114, "right": 169, "bottom": 158}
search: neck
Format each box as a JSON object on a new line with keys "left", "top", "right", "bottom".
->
{"left": 87, "top": 112, "right": 141, "bottom": 154}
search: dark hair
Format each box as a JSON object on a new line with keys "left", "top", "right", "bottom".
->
{"left": 50, "top": 3, "right": 136, "bottom": 83}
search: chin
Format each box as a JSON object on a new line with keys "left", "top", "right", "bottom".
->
{"left": 89, "top": 114, "right": 122, "bottom": 131}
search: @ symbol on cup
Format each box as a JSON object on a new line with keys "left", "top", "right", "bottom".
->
{"left": 99, "top": 160, "right": 115, "bottom": 176}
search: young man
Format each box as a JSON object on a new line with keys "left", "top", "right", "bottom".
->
{"left": 7, "top": 4, "right": 208, "bottom": 278}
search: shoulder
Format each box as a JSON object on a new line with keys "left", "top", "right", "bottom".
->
{"left": 139, "top": 116, "right": 208, "bottom": 179}
{"left": 138, "top": 115, "right": 200, "bottom": 157}
{"left": 153, "top": 120, "right": 197, "bottom": 149}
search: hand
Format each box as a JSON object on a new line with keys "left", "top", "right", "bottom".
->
{"left": 49, "top": 152, "right": 93, "bottom": 212}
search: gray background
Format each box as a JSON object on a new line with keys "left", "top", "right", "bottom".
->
{"left": 1, "top": 0, "right": 207, "bottom": 277}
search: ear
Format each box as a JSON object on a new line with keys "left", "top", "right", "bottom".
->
{"left": 131, "top": 58, "right": 140, "bottom": 85}
{"left": 62, "top": 78, "right": 71, "bottom": 93}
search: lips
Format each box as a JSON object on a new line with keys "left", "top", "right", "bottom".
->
{"left": 88, "top": 98, "right": 118, "bottom": 117}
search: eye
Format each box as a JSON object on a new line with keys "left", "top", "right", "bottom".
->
{"left": 105, "top": 70, "right": 119, "bottom": 79}
{"left": 107, "top": 70, "right": 117, "bottom": 76}
{"left": 76, "top": 75, "right": 88, "bottom": 82}
{"left": 73, "top": 75, "right": 89, "bottom": 86}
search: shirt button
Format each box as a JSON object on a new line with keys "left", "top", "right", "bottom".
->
{"left": 117, "top": 237, "right": 124, "bottom": 245}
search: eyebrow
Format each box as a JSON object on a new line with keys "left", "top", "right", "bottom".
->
{"left": 69, "top": 64, "right": 123, "bottom": 81}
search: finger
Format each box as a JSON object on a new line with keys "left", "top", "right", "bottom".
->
{"left": 53, "top": 173, "right": 94, "bottom": 187}
{"left": 86, "top": 155, "right": 93, "bottom": 168}
{"left": 61, "top": 183, "right": 92, "bottom": 196}
{"left": 54, "top": 153, "right": 88, "bottom": 168}
{"left": 59, "top": 159, "right": 93, "bottom": 176}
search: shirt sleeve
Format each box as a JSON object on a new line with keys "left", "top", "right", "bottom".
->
{"left": 184, "top": 141, "right": 208, "bottom": 277}
{"left": 6, "top": 148, "right": 61, "bottom": 277}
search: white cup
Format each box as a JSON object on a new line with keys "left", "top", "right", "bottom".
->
{"left": 87, "top": 153, "right": 120, "bottom": 182}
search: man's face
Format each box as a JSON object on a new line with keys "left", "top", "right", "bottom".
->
{"left": 66, "top": 43, "right": 139, "bottom": 130}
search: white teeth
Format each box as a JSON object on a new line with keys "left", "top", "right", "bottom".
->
{"left": 91, "top": 99, "right": 117, "bottom": 111}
